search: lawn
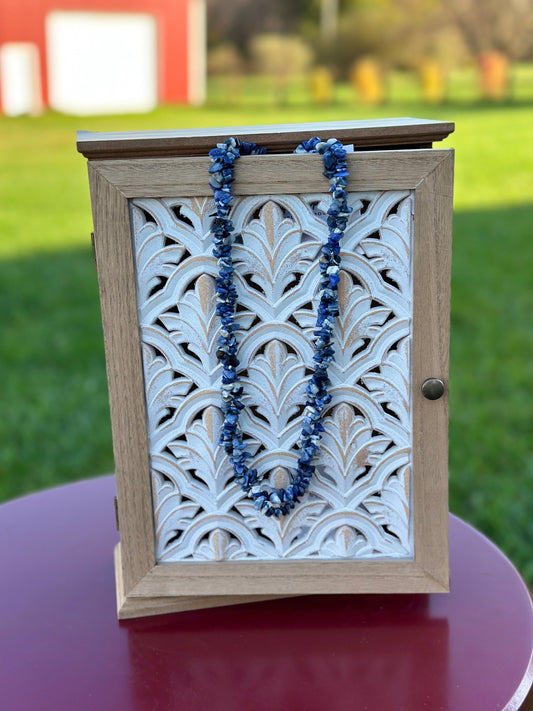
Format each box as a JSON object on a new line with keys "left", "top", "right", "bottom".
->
{"left": 1, "top": 69, "right": 532, "bottom": 582}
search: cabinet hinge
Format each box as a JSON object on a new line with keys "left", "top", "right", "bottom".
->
{"left": 90, "top": 232, "right": 97, "bottom": 268}
{"left": 114, "top": 496, "right": 120, "bottom": 531}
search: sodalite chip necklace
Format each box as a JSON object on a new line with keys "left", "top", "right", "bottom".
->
{"left": 208, "top": 136, "right": 351, "bottom": 517}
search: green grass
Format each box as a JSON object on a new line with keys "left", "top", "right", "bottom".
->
{"left": 1, "top": 69, "right": 532, "bottom": 582}
{"left": 450, "top": 205, "right": 533, "bottom": 582}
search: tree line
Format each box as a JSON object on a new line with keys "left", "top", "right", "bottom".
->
{"left": 206, "top": 0, "right": 533, "bottom": 74}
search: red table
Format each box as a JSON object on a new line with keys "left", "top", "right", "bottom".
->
{"left": 1, "top": 475, "right": 532, "bottom": 711}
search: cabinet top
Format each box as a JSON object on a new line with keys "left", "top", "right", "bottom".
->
{"left": 77, "top": 117, "right": 454, "bottom": 160}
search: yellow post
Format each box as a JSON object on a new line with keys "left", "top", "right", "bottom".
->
{"left": 351, "top": 58, "right": 384, "bottom": 105}
{"left": 310, "top": 66, "right": 334, "bottom": 105}
{"left": 419, "top": 58, "right": 446, "bottom": 104}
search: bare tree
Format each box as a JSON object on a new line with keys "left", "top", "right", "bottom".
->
{"left": 320, "top": 0, "right": 339, "bottom": 42}
{"left": 440, "top": 0, "right": 533, "bottom": 60}
{"left": 206, "top": 0, "right": 533, "bottom": 69}
{"left": 207, "top": 0, "right": 310, "bottom": 51}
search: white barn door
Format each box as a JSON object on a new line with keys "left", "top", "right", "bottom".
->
{"left": 46, "top": 11, "right": 158, "bottom": 115}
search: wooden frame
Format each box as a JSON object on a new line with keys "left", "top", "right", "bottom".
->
{"left": 80, "top": 123, "right": 453, "bottom": 619}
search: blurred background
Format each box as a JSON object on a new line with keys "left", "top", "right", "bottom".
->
{"left": 1, "top": 0, "right": 532, "bottom": 583}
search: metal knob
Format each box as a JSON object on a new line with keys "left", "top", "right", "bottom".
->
{"left": 421, "top": 378, "right": 445, "bottom": 400}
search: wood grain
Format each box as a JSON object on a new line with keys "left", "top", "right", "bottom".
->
{"left": 77, "top": 118, "right": 454, "bottom": 160}
{"left": 89, "top": 149, "right": 448, "bottom": 198}
{"left": 411, "top": 150, "right": 454, "bottom": 590}
{"left": 88, "top": 167, "right": 156, "bottom": 593}
{"left": 114, "top": 543, "right": 281, "bottom": 619}
{"left": 131, "top": 559, "right": 446, "bottom": 598}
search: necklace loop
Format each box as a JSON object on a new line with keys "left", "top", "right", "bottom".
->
{"left": 209, "top": 136, "right": 351, "bottom": 517}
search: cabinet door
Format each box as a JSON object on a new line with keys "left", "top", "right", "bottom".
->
{"left": 88, "top": 147, "right": 453, "bottom": 617}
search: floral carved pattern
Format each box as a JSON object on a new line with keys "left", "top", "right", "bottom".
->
{"left": 130, "top": 190, "right": 414, "bottom": 561}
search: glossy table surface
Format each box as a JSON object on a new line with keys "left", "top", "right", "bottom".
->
{"left": 1, "top": 475, "right": 532, "bottom": 711}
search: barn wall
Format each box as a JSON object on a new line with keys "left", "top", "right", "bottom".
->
{"left": 0, "top": 0, "right": 202, "bottom": 112}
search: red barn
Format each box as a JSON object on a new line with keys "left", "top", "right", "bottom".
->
{"left": 0, "top": 0, "right": 205, "bottom": 115}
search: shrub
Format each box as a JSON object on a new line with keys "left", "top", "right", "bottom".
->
{"left": 249, "top": 34, "right": 313, "bottom": 77}
{"left": 207, "top": 43, "right": 244, "bottom": 76}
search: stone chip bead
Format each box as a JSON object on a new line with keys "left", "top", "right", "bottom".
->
{"left": 208, "top": 135, "right": 352, "bottom": 517}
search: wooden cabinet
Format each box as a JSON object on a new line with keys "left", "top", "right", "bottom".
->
{"left": 78, "top": 118, "right": 454, "bottom": 618}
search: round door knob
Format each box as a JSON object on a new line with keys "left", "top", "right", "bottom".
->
{"left": 421, "top": 378, "right": 445, "bottom": 400}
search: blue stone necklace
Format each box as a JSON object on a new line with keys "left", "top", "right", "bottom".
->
{"left": 208, "top": 136, "right": 351, "bottom": 517}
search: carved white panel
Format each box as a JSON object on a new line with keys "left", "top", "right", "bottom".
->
{"left": 130, "top": 190, "right": 414, "bottom": 561}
